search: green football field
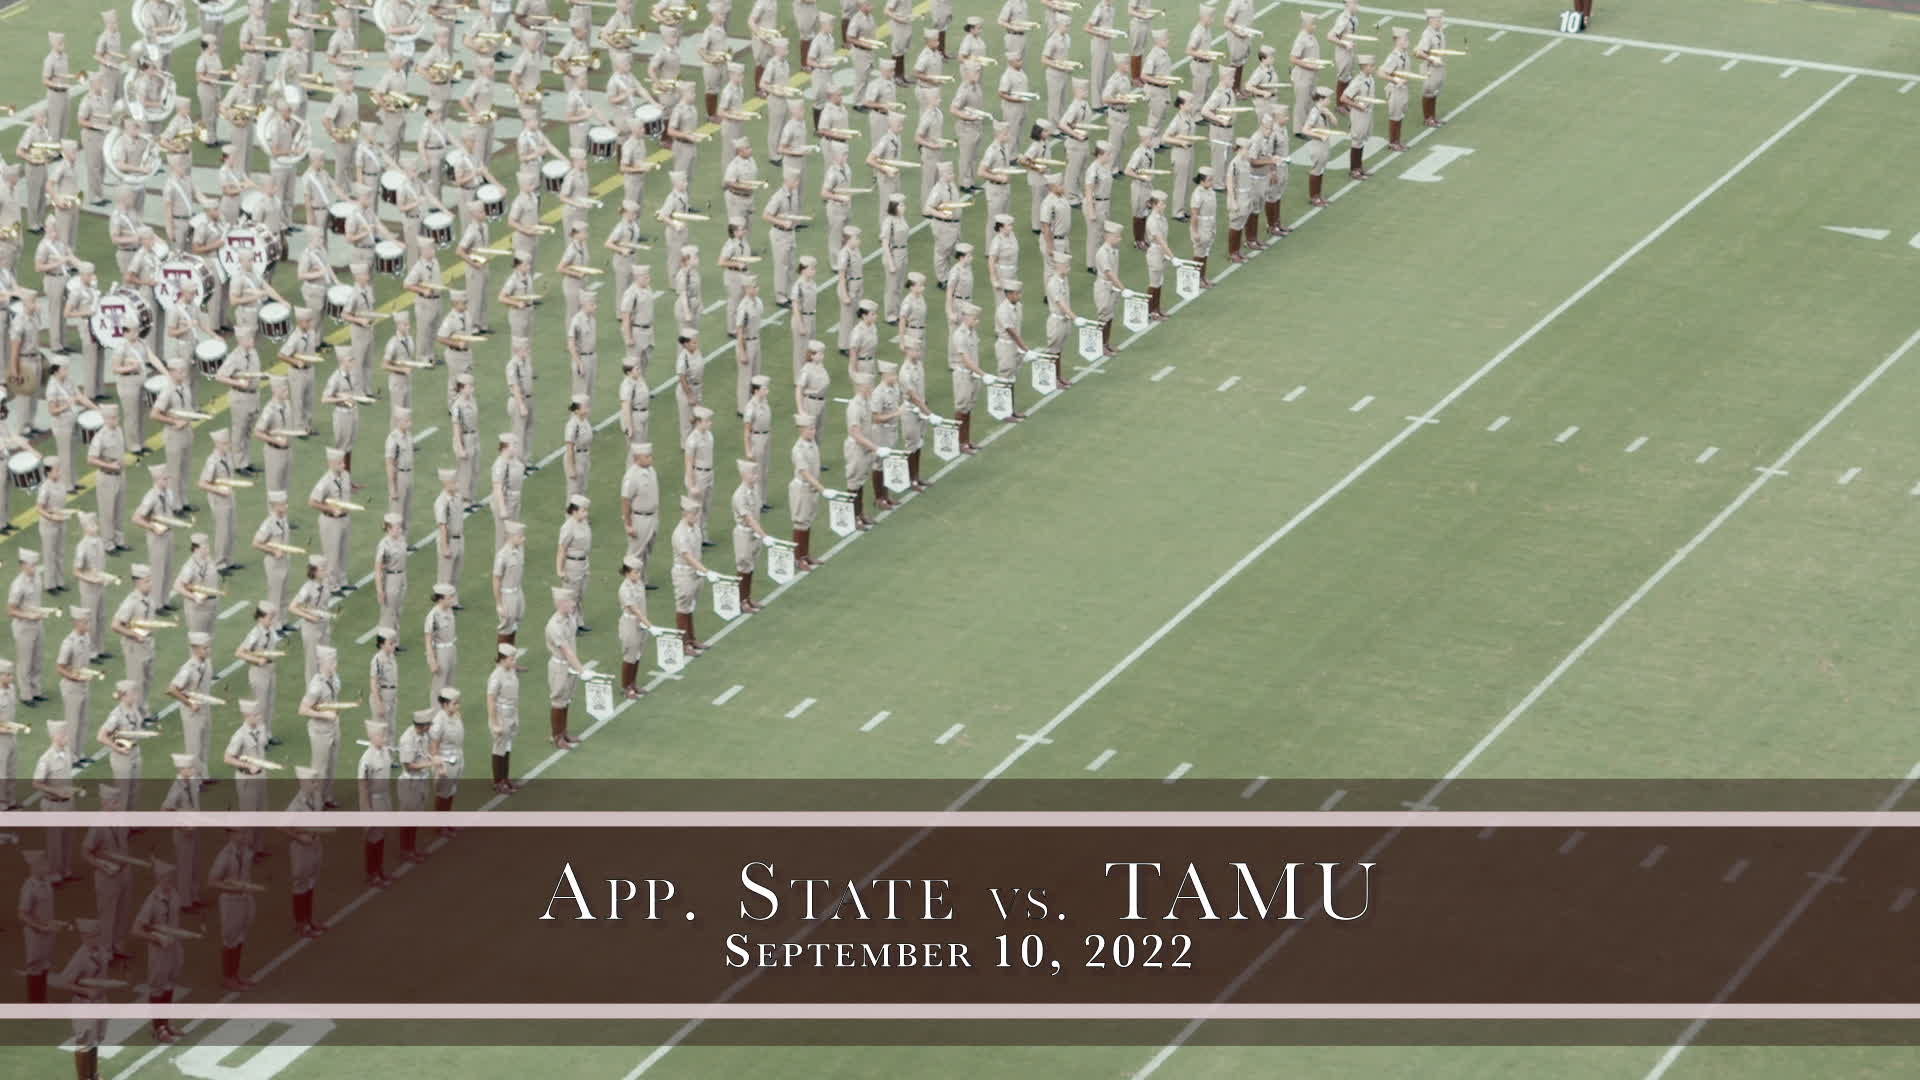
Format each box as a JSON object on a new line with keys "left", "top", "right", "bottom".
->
{"left": 5, "top": 0, "right": 1920, "bottom": 1074}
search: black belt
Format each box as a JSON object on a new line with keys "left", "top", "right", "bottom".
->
{"left": 395, "top": 467, "right": 412, "bottom": 473}
{"left": 772, "top": 225, "right": 796, "bottom": 232}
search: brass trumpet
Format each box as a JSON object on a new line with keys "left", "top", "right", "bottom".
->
{"left": 558, "top": 52, "right": 602, "bottom": 72}
{"left": 221, "top": 103, "right": 264, "bottom": 125}
{"left": 602, "top": 26, "right": 637, "bottom": 48}
{"left": 424, "top": 60, "right": 466, "bottom": 83}
{"left": 375, "top": 90, "right": 421, "bottom": 111}
{"left": 470, "top": 31, "right": 511, "bottom": 47}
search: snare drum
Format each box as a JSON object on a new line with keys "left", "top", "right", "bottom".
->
{"left": 477, "top": 183, "right": 506, "bottom": 221}
{"left": 157, "top": 256, "right": 215, "bottom": 311}
{"left": 423, "top": 210, "right": 455, "bottom": 245}
{"left": 142, "top": 374, "right": 169, "bottom": 412}
{"left": 194, "top": 338, "right": 229, "bottom": 378}
{"left": 324, "top": 284, "right": 355, "bottom": 320}
{"left": 258, "top": 301, "right": 292, "bottom": 340}
{"left": 587, "top": 125, "right": 618, "bottom": 160}
{"left": 374, "top": 240, "right": 407, "bottom": 276}
{"left": 329, "top": 200, "right": 355, "bottom": 236}
{"left": 379, "top": 168, "right": 407, "bottom": 206}
{"left": 635, "top": 103, "right": 665, "bottom": 141}
{"left": 7, "top": 451, "right": 45, "bottom": 493}
{"left": 265, "top": 229, "right": 288, "bottom": 268}
{"left": 540, "top": 158, "right": 568, "bottom": 194}
{"left": 76, "top": 408, "right": 104, "bottom": 445}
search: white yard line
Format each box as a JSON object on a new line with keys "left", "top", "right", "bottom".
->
{"left": 1625, "top": 436, "right": 1647, "bottom": 453}
{"left": 1902, "top": 80, "right": 1917, "bottom": 94}
{"left": 1216, "top": 375, "right": 1241, "bottom": 392}
{"left": 1318, "top": 788, "right": 1347, "bottom": 811}
{"left": 1086, "top": 748, "right": 1116, "bottom": 771}
{"left": 933, "top": 723, "right": 964, "bottom": 745}
{"left": 1723, "top": 858, "right": 1750, "bottom": 885}
{"left": 1283, "top": 385, "right": 1306, "bottom": 402}
{"left": 1640, "top": 844, "right": 1667, "bottom": 870}
{"left": 1720, "top": 59, "right": 1739, "bottom": 72}
{"left": 1662, "top": 51, "right": 1681, "bottom": 64}
{"left": 1240, "top": 776, "right": 1269, "bottom": 799}
{"left": 712, "top": 684, "right": 744, "bottom": 705}
{"left": 1130, "top": 73, "right": 1863, "bottom": 1080}
{"left": 1280, "top": 0, "right": 1920, "bottom": 83}
{"left": 1780, "top": 66, "right": 1800, "bottom": 79}
{"left": 1150, "top": 365, "right": 1176, "bottom": 382}
{"left": 1558, "top": 830, "right": 1585, "bottom": 854}
{"left": 1838, "top": 467, "right": 1860, "bottom": 486}
{"left": 1695, "top": 446, "right": 1720, "bottom": 464}
{"left": 1163, "top": 762, "right": 1192, "bottom": 784}
{"left": 1644, "top": 764, "right": 1920, "bottom": 1080}
{"left": 860, "top": 710, "right": 889, "bottom": 732}
{"left": 1486, "top": 415, "right": 1509, "bottom": 432}
{"left": 1555, "top": 425, "right": 1579, "bottom": 444}
{"left": 1349, "top": 395, "right": 1374, "bottom": 413}
{"left": 217, "top": 600, "right": 251, "bottom": 621}
{"left": 783, "top": 697, "right": 816, "bottom": 719}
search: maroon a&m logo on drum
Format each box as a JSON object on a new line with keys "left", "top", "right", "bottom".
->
{"left": 89, "top": 289, "right": 155, "bottom": 346}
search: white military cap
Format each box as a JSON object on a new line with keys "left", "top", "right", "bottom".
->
{"left": 189, "top": 532, "right": 209, "bottom": 546}
{"left": 170, "top": 752, "right": 195, "bottom": 769}
{"left": 308, "top": 553, "right": 328, "bottom": 568}
{"left": 1426, "top": 7, "right": 1445, "bottom": 16}
{"left": 294, "top": 765, "right": 319, "bottom": 780}
{"left": 750, "top": 374, "right": 771, "bottom": 388}
{"left": 438, "top": 467, "right": 457, "bottom": 481}
{"left": 793, "top": 413, "right": 814, "bottom": 427}
{"left": 365, "top": 720, "right": 389, "bottom": 739}
{"left": 130, "top": 563, "right": 151, "bottom": 578}
{"left": 208, "top": 428, "right": 229, "bottom": 443}
{"left": 187, "top": 631, "right": 211, "bottom": 646}
{"left": 432, "top": 583, "right": 456, "bottom": 597}
{"left": 17, "top": 549, "right": 37, "bottom": 563}
{"left": 679, "top": 495, "right": 701, "bottom": 511}
{"left": 851, "top": 372, "right": 875, "bottom": 387}
{"left": 1358, "top": 54, "right": 1376, "bottom": 64}
{"left": 503, "top": 520, "right": 526, "bottom": 536}
{"left": 877, "top": 361, "right": 898, "bottom": 374}
{"left": 1313, "top": 86, "right": 1332, "bottom": 98}
{"left": 0, "top": 659, "right": 14, "bottom": 675}
{"left": 383, "top": 512, "right": 402, "bottom": 526}
{"left": 114, "top": 679, "right": 134, "bottom": 694}
{"left": 631, "top": 442, "right": 652, "bottom": 455}
{"left": 735, "top": 458, "right": 756, "bottom": 473}
{"left": 267, "top": 489, "right": 288, "bottom": 502}
{"left": 498, "top": 643, "right": 523, "bottom": 659}
{"left": 374, "top": 625, "right": 398, "bottom": 640}
{"left": 570, "top": 495, "right": 591, "bottom": 510}
{"left": 906, "top": 271, "right": 926, "bottom": 285}
{"left": 324, "top": 446, "right": 346, "bottom": 462}
{"left": 315, "top": 645, "right": 337, "bottom": 663}
{"left": 238, "top": 698, "right": 262, "bottom": 714}
{"left": 1104, "top": 220, "right": 1123, "bottom": 234}
{"left": 692, "top": 406, "right": 715, "bottom": 420}
{"left": 69, "top": 606, "right": 88, "bottom": 619}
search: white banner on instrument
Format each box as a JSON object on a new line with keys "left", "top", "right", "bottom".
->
{"left": 986, "top": 379, "right": 1014, "bottom": 421}
{"left": 1123, "top": 291, "right": 1150, "bottom": 333}
{"left": 931, "top": 420, "right": 961, "bottom": 462}
{"left": 1077, "top": 319, "right": 1102, "bottom": 363}
{"left": 1175, "top": 260, "right": 1202, "bottom": 301}
{"left": 711, "top": 575, "right": 741, "bottom": 621}
{"left": 652, "top": 628, "right": 687, "bottom": 674}
{"left": 766, "top": 541, "right": 797, "bottom": 585}
{"left": 583, "top": 675, "right": 615, "bottom": 722}
{"left": 826, "top": 492, "right": 856, "bottom": 537}
{"left": 882, "top": 451, "right": 910, "bottom": 494}
{"left": 1029, "top": 352, "right": 1058, "bottom": 396}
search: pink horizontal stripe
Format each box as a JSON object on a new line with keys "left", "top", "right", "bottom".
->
{"left": 21, "top": 811, "right": 1920, "bottom": 828}
{"left": 12, "top": 1003, "right": 1920, "bottom": 1021}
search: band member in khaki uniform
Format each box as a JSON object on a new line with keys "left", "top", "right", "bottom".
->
{"left": 51, "top": 917, "right": 112, "bottom": 1079}
{"left": 297, "top": 644, "right": 343, "bottom": 808}
{"left": 159, "top": 750, "right": 203, "bottom": 911}
{"left": 286, "top": 765, "right": 329, "bottom": 937}
{"left": 374, "top": 513, "right": 408, "bottom": 631}
{"left": 621, "top": 444, "right": 660, "bottom": 583}
{"left": 396, "top": 709, "right": 435, "bottom": 863}
{"left": 950, "top": 303, "right": 987, "bottom": 452}
{"left": 615, "top": 559, "right": 654, "bottom": 699}
{"left": 109, "top": 564, "right": 158, "bottom": 723}
{"left": 252, "top": 492, "right": 296, "bottom": 621}
{"left": 426, "top": 687, "right": 458, "bottom": 814}
{"left": 207, "top": 828, "right": 259, "bottom": 990}
{"left": 670, "top": 495, "right": 710, "bottom": 653}
{"left": 1304, "top": 86, "right": 1337, "bottom": 207}
{"left": 425, "top": 584, "right": 458, "bottom": 707}
{"left": 1328, "top": 0, "right": 1362, "bottom": 102}
{"left": 131, "top": 853, "right": 185, "bottom": 1043}
{"left": 1341, "top": 54, "right": 1378, "bottom": 179}
{"left": 788, "top": 412, "right": 825, "bottom": 568}
{"left": 555, "top": 496, "right": 594, "bottom": 620}
{"left": 17, "top": 847, "right": 57, "bottom": 1003}
{"left": 368, "top": 625, "right": 400, "bottom": 739}
{"left": 493, "top": 520, "right": 528, "bottom": 647}
{"left": 358, "top": 719, "right": 395, "bottom": 887}
{"left": 545, "top": 587, "right": 586, "bottom": 748}
{"left": 48, "top": 607, "right": 91, "bottom": 748}
{"left": 1416, "top": 9, "right": 1449, "bottom": 127}
{"left": 488, "top": 643, "right": 525, "bottom": 792}
{"left": 8, "top": 550, "right": 49, "bottom": 705}
{"left": 234, "top": 609, "right": 282, "bottom": 747}
{"left": 730, "top": 461, "right": 771, "bottom": 612}
{"left": 1289, "top": 11, "right": 1323, "bottom": 133}
{"left": 433, "top": 466, "right": 464, "bottom": 588}
{"left": 171, "top": 535, "right": 220, "bottom": 639}
{"left": 165, "top": 631, "right": 215, "bottom": 772}
{"left": 1380, "top": 28, "right": 1414, "bottom": 151}
{"left": 83, "top": 784, "right": 133, "bottom": 960}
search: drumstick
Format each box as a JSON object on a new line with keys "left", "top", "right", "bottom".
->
{"left": 236, "top": 755, "right": 284, "bottom": 771}
{"left": 314, "top": 700, "right": 360, "bottom": 711}
{"left": 213, "top": 477, "right": 256, "bottom": 489}
{"left": 0, "top": 720, "right": 30, "bottom": 735}
{"left": 322, "top": 498, "right": 366, "bottom": 512}
{"left": 471, "top": 247, "right": 514, "bottom": 257}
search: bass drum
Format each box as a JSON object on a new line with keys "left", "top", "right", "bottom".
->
{"left": 88, "top": 287, "right": 155, "bottom": 348}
